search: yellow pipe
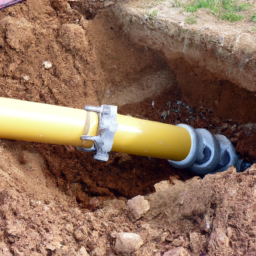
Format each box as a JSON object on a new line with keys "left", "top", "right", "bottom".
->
{"left": 0, "top": 98, "right": 191, "bottom": 161}
{"left": 112, "top": 114, "right": 191, "bottom": 161}
{"left": 0, "top": 97, "right": 98, "bottom": 148}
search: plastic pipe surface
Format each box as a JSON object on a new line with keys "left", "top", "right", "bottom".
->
{"left": 0, "top": 98, "right": 98, "bottom": 147}
{"left": 112, "top": 114, "right": 191, "bottom": 161}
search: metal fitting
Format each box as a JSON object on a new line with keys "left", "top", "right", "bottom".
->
{"left": 169, "top": 125, "right": 239, "bottom": 175}
{"left": 77, "top": 105, "right": 118, "bottom": 162}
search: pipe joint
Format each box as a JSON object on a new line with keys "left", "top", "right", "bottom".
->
{"left": 78, "top": 105, "right": 118, "bottom": 161}
{"left": 169, "top": 125, "right": 239, "bottom": 175}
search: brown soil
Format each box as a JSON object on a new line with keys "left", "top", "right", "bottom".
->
{"left": 0, "top": 0, "right": 256, "bottom": 255}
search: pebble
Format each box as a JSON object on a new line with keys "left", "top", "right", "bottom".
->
{"left": 127, "top": 195, "right": 150, "bottom": 220}
{"left": 77, "top": 247, "right": 89, "bottom": 256}
{"left": 73, "top": 229, "right": 83, "bottom": 241}
{"left": 42, "top": 61, "right": 52, "bottom": 70}
{"left": 163, "top": 247, "right": 190, "bottom": 256}
{"left": 161, "top": 111, "right": 168, "bottom": 120}
{"left": 172, "top": 238, "right": 184, "bottom": 247}
{"left": 23, "top": 75, "right": 30, "bottom": 81}
{"left": 114, "top": 232, "right": 143, "bottom": 254}
{"left": 226, "top": 227, "right": 233, "bottom": 239}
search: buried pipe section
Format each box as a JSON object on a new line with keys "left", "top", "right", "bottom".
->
{"left": 0, "top": 98, "right": 249, "bottom": 174}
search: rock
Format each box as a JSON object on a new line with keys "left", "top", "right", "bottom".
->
{"left": 172, "top": 238, "right": 184, "bottom": 247}
{"left": 127, "top": 195, "right": 150, "bottom": 220}
{"left": 42, "top": 61, "right": 52, "bottom": 70}
{"left": 189, "top": 232, "right": 206, "bottom": 254}
{"left": 46, "top": 243, "right": 56, "bottom": 251}
{"left": 77, "top": 247, "right": 89, "bottom": 256}
{"left": 74, "top": 229, "right": 84, "bottom": 241}
{"left": 79, "top": 17, "right": 90, "bottom": 31}
{"left": 115, "top": 232, "right": 143, "bottom": 254}
{"left": 163, "top": 247, "right": 190, "bottom": 256}
{"left": 226, "top": 227, "right": 233, "bottom": 239}
{"left": 104, "top": 1, "right": 115, "bottom": 7}
{"left": 65, "top": 223, "right": 73, "bottom": 234}
{"left": 209, "top": 228, "right": 229, "bottom": 249}
{"left": 23, "top": 75, "right": 30, "bottom": 81}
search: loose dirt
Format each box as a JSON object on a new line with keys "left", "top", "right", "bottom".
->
{"left": 0, "top": 0, "right": 256, "bottom": 255}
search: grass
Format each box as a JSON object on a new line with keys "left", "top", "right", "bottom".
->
{"left": 185, "top": 15, "right": 197, "bottom": 24}
{"left": 251, "top": 13, "right": 256, "bottom": 22}
{"left": 184, "top": 0, "right": 252, "bottom": 22}
{"left": 145, "top": 9, "right": 158, "bottom": 22}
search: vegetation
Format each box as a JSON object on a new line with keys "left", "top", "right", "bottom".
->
{"left": 184, "top": 0, "right": 251, "bottom": 22}
{"left": 185, "top": 15, "right": 197, "bottom": 24}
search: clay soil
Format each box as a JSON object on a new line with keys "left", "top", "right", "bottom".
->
{"left": 0, "top": 0, "right": 256, "bottom": 255}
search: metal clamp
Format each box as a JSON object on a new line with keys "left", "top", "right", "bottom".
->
{"left": 77, "top": 105, "right": 118, "bottom": 162}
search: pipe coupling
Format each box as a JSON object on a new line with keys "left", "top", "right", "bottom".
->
{"left": 168, "top": 124, "right": 239, "bottom": 175}
{"left": 77, "top": 105, "right": 118, "bottom": 161}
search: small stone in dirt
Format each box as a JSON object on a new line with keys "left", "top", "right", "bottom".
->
{"left": 161, "top": 111, "right": 168, "bottom": 121}
{"left": 172, "top": 238, "right": 184, "bottom": 247}
{"left": 115, "top": 232, "right": 143, "bottom": 254}
{"left": 189, "top": 232, "right": 206, "bottom": 254}
{"left": 74, "top": 229, "right": 84, "bottom": 241}
{"left": 127, "top": 195, "right": 150, "bottom": 220}
{"left": 42, "top": 61, "right": 52, "bottom": 70}
{"left": 65, "top": 223, "right": 73, "bottom": 233}
{"left": 23, "top": 75, "right": 30, "bottom": 81}
{"left": 163, "top": 247, "right": 190, "bottom": 256}
{"left": 209, "top": 228, "right": 229, "bottom": 248}
{"left": 79, "top": 17, "right": 89, "bottom": 30}
{"left": 104, "top": 1, "right": 115, "bottom": 7}
{"left": 226, "top": 227, "right": 233, "bottom": 239}
{"left": 46, "top": 243, "right": 56, "bottom": 251}
{"left": 77, "top": 246, "right": 89, "bottom": 256}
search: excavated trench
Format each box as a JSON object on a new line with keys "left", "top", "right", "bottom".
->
{"left": 0, "top": 0, "right": 256, "bottom": 208}
{"left": 1, "top": 1, "right": 256, "bottom": 255}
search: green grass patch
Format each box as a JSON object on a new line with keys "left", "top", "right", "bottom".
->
{"left": 185, "top": 0, "right": 252, "bottom": 22}
{"left": 221, "top": 12, "right": 243, "bottom": 21}
{"left": 251, "top": 13, "right": 256, "bottom": 22}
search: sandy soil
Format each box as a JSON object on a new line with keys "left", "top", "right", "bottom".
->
{"left": 0, "top": 0, "right": 256, "bottom": 255}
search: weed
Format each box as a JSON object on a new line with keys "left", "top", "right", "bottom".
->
{"left": 251, "top": 13, "right": 256, "bottom": 22}
{"left": 146, "top": 9, "right": 158, "bottom": 21}
{"left": 221, "top": 12, "right": 243, "bottom": 22}
{"left": 252, "top": 25, "right": 256, "bottom": 31}
{"left": 185, "top": 15, "right": 197, "bottom": 24}
{"left": 151, "top": 9, "right": 158, "bottom": 17}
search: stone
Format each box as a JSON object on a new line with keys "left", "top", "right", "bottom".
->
{"left": 42, "top": 61, "right": 52, "bottom": 70}
{"left": 209, "top": 228, "right": 229, "bottom": 249}
{"left": 172, "top": 238, "right": 184, "bottom": 247}
{"left": 74, "top": 229, "right": 84, "bottom": 241}
{"left": 127, "top": 195, "right": 150, "bottom": 220}
{"left": 189, "top": 232, "right": 206, "bottom": 254}
{"left": 163, "top": 247, "right": 190, "bottom": 256}
{"left": 115, "top": 232, "right": 143, "bottom": 254}
{"left": 77, "top": 247, "right": 89, "bottom": 256}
